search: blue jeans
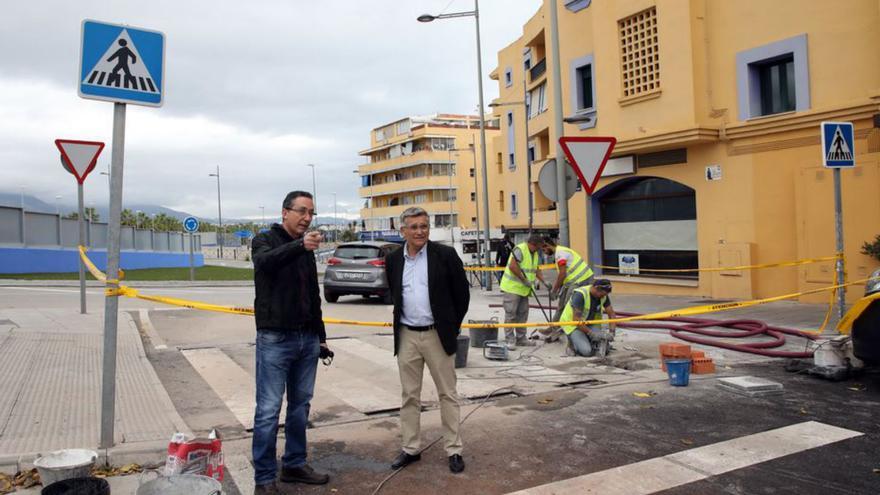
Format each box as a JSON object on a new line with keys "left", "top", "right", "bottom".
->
{"left": 568, "top": 328, "right": 595, "bottom": 357}
{"left": 252, "top": 329, "right": 320, "bottom": 486}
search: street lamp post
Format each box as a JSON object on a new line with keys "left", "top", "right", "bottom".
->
{"left": 307, "top": 164, "right": 318, "bottom": 215}
{"left": 208, "top": 165, "right": 223, "bottom": 259}
{"left": 447, "top": 150, "right": 457, "bottom": 244}
{"left": 490, "top": 93, "right": 532, "bottom": 233}
{"left": 418, "top": 0, "right": 493, "bottom": 289}
{"left": 100, "top": 164, "right": 110, "bottom": 191}
{"left": 259, "top": 205, "right": 265, "bottom": 228}
{"left": 332, "top": 192, "right": 338, "bottom": 242}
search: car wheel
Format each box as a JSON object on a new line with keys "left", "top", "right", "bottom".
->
{"left": 381, "top": 292, "right": 393, "bottom": 305}
{"left": 324, "top": 291, "right": 339, "bottom": 303}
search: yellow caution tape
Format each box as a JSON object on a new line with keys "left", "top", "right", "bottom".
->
{"left": 77, "top": 246, "right": 125, "bottom": 283}
{"left": 78, "top": 246, "right": 872, "bottom": 331}
{"left": 466, "top": 254, "right": 839, "bottom": 274}
{"left": 78, "top": 245, "right": 111, "bottom": 282}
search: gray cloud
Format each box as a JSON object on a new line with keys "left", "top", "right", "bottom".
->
{"left": 0, "top": 0, "right": 541, "bottom": 219}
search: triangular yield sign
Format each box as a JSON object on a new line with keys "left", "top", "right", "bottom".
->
{"left": 559, "top": 136, "right": 616, "bottom": 195}
{"left": 55, "top": 139, "right": 105, "bottom": 184}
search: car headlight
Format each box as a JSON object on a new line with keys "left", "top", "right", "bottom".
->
{"left": 866, "top": 268, "right": 880, "bottom": 296}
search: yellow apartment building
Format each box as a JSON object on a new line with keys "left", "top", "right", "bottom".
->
{"left": 490, "top": 0, "right": 880, "bottom": 303}
{"left": 356, "top": 114, "right": 500, "bottom": 260}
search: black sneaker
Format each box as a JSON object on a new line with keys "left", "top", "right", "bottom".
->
{"left": 280, "top": 464, "right": 330, "bottom": 485}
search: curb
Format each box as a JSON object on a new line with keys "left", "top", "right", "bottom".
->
{"left": 0, "top": 440, "right": 168, "bottom": 474}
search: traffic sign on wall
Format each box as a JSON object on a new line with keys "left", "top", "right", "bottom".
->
{"left": 79, "top": 20, "right": 165, "bottom": 107}
{"left": 821, "top": 121, "right": 855, "bottom": 168}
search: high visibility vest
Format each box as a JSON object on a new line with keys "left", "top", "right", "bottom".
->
{"left": 500, "top": 242, "right": 538, "bottom": 297}
{"left": 556, "top": 246, "right": 594, "bottom": 286}
{"left": 560, "top": 286, "right": 607, "bottom": 335}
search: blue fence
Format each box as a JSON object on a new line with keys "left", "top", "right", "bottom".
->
{"left": 0, "top": 247, "right": 204, "bottom": 274}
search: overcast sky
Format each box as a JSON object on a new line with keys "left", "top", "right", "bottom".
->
{"left": 0, "top": 0, "right": 541, "bottom": 222}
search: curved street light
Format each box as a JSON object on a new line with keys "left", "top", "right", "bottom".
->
{"left": 417, "top": 0, "right": 493, "bottom": 289}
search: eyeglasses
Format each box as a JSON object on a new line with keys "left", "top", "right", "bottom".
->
{"left": 285, "top": 207, "right": 317, "bottom": 217}
{"left": 404, "top": 224, "right": 430, "bottom": 231}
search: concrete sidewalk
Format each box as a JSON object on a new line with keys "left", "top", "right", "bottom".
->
{"left": 0, "top": 308, "right": 190, "bottom": 471}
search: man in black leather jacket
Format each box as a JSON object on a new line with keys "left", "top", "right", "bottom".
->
{"left": 251, "top": 190, "right": 331, "bottom": 494}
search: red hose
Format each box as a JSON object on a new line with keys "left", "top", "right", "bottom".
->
{"left": 488, "top": 304, "right": 816, "bottom": 358}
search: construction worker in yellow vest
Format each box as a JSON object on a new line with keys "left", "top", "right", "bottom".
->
{"left": 540, "top": 237, "right": 594, "bottom": 341}
{"left": 560, "top": 279, "right": 618, "bottom": 356}
{"left": 499, "top": 234, "right": 546, "bottom": 347}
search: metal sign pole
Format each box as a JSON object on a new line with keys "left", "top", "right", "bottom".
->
{"left": 77, "top": 183, "right": 87, "bottom": 314}
{"left": 100, "top": 102, "right": 126, "bottom": 449}
{"left": 833, "top": 168, "right": 846, "bottom": 323}
{"left": 189, "top": 232, "right": 195, "bottom": 281}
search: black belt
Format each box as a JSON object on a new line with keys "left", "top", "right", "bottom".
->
{"left": 405, "top": 324, "right": 436, "bottom": 332}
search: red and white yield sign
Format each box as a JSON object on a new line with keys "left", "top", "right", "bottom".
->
{"left": 559, "top": 136, "right": 616, "bottom": 195}
{"left": 55, "top": 139, "right": 105, "bottom": 184}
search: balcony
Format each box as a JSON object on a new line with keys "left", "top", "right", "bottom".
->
{"left": 529, "top": 58, "right": 546, "bottom": 82}
{"left": 359, "top": 201, "right": 459, "bottom": 220}
{"left": 359, "top": 175, "right": 455, "bottom": 197}
{"left": 358, "top": 150, "right": 455, "bottom": 174}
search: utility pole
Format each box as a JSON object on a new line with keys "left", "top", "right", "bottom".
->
{"left": 548, "top": 0, "right": 569, "bottom": 246}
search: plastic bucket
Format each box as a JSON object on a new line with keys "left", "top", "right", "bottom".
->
{"left": 666, "top": 359, "right": 691, "bottom": 386}
{"left": 33, "top": 449, "right": 97, "bottom": 486}
{"left": 455, "top": 334, "right": 470, "bottom": 368}
{"left": 42, "top": 477, "right": 109, "bottom": 495}
{"left": 137, "top": 474, "right": 221, "bottom": 495}
{"left": 468, "top": 318, "right": 499, "bottom": 348}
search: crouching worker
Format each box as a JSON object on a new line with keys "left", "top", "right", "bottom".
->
{"left": 559, "top": 279, "right": 617, "bottom": 357}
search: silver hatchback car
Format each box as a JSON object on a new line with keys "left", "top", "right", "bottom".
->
{"left": 323, "top": 241, "right": 401, "bottom": 304}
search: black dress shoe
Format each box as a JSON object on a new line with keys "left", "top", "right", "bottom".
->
{"left": 391, "top": 451, "right": 421, "bottom": 470}
{"left": 448, "top": 454, "right": 465, "bottom": 473}
{"left": 280, "top": 464, "right": 329, "bottom": 485}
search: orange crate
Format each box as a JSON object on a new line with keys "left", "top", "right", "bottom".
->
{"left": 691, "top": 358, "right": 715, "bottom": 374}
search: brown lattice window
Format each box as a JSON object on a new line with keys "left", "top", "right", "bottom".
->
{"left": 618, "top": 7, "right": 659, "bottom": 98}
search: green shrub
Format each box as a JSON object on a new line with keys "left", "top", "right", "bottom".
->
{"left": 862, "top": 234, "right": 880, "bottom": 262}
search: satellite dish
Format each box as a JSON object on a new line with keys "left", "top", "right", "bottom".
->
{"left": 537, "top": 159, "right": 580, "bottom": 202}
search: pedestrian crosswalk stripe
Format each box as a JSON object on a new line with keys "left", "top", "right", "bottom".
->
{"left": 504, "top": 421, "right": 862, "bottom": 495}
{"left": 181, "top": 347, "right": 272, "bottom": 430}
{"left": 81, "top": 28, "right": 159, "bottom": 94}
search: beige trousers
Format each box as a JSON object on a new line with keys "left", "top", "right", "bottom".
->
{"left": 397, "top": 326, "right": 463, "bottom": 456}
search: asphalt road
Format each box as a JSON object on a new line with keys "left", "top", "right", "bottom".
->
{"left": 2, "top": 284, "right": 877, "bottom": 494}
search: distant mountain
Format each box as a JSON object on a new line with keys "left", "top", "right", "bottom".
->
{"left": 0, "top": 192, "right": 358, "bottom": 226}
{"left": 0, "top": 193, "right": 198, "bottom": 222}
{"left": 0, "top": 192, "right": 56, "bottom": 213}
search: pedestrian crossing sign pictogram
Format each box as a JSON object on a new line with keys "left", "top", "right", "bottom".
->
{"left": 821, "top": 121, "right": 855, "bottom": 168}
{"left": 78, "top": 20, "right": 165, "bottom": 107}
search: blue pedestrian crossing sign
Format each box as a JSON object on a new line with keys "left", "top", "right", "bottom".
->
{"left": 78, "top": 20, "right": 165, "bottom": 107}
{"left": 821, "top": 121, "right": 855, "bottom": 168}
{"left": 183, "top": 216, "right": 199, "bottom": 233}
